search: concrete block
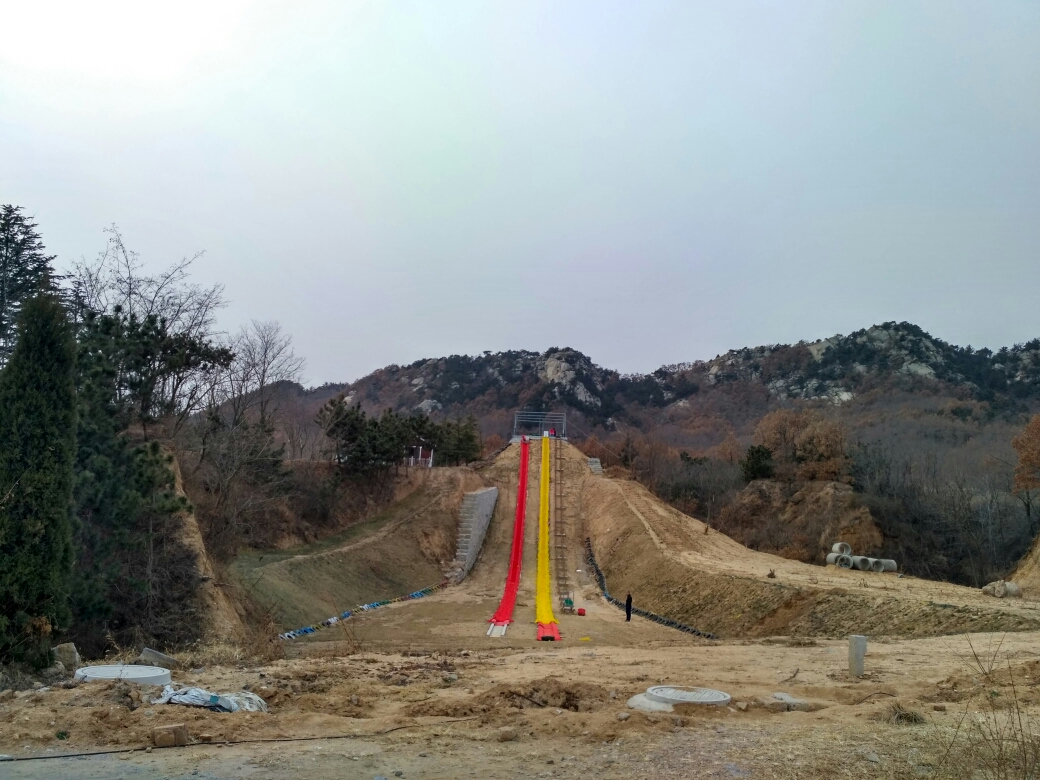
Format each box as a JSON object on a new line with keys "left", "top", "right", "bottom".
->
{"left": 138, "top": 647, "right": 180, "bottom": 670}
{"left": 849, "top": 635, "right": 867, "bottom": 678}
{"left": 152, "top": 724, "right": 189, "bottom": 747}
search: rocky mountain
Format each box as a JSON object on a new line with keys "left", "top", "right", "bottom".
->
{"left": 280, "top": 322, "right": 1040, "bottom": 450}
{"left": 702, "top": 322, "right": 1040, "bottom": 405}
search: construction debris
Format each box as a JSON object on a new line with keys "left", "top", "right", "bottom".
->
{"left": 152, "top": 724, "right": 189, "bottom": 747}
{"left": 152, "top": 685, "right": 268, "bottom": 713}
{"left": 982, "top": 580, "right": 1023, "bottom": 598}
{"left": 138, "top": 647, "right": 181, "bottom": 670}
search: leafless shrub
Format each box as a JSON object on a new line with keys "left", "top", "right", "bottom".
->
{"left": 885, "top": 701, "right": 926, "bottom": 725}
{"left": 935, "top": 671, "right": 1040, "bottom": 780}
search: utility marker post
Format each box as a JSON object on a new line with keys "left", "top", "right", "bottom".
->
{"left": 849, "top": 635, "right": 867, "bottom": 677}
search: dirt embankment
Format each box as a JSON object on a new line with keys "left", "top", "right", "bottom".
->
{"left": 1011, "top": 533, "right": 1040, "bottom": 596}
{"left": 169, "top": 456, "right": 247, "bottom": 644}
{"left": 580, "top": 451, "right": 1040, "bottom": 639}
{"left": 230, "top": 467, "right": 485, "bottom": 629}
{"left": 718, "top": 479, "right": 883, "bottom": 563}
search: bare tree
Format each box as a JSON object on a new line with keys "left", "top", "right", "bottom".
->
{"left": 182, "top": 321, "right": 304, "bottom": 555}
{"left": 68, "top": 226, "right": 228, "bottom": 435}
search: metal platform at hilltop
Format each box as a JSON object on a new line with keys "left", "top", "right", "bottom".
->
{"left": 510, "top": 411, "right": 567, "bottom": 442}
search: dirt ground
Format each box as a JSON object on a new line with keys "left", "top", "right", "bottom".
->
{"left": 4, "top": 629, "right": 1039, "bottom": 779}
{"left": 4, "top": 442, "right": 1039, "bottom": 778}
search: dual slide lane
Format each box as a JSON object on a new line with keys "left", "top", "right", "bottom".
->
{"left": 486, "top": 436, "right": 561, "bottom": 640}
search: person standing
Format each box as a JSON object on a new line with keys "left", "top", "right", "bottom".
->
{"left": 625, "top": 593, "right": 632, "bottom": 622}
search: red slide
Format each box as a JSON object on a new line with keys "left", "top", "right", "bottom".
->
{"left": 488, "top": 437, "right": 530, "bottom": 634}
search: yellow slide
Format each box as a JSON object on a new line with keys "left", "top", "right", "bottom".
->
{"left": 535, "top": 435, "right": 560, "bottom": 640}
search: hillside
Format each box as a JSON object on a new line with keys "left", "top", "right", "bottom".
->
{"left": 289, "top": 441, "right": 1040, "bottom": 649}
{"left": 256, "top": 323, "right": 1040, "bottom": 590}
{"left": 278, "top": 322, "right": 1040, "bottom": 454}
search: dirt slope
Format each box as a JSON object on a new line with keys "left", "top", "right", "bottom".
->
{"left": 170, "top": 456, "right": 247, "bottom": 643}
{"left": 579, "top": 442, "right": 1040, "bottom": 637}
{"left": 1011, "top": 534, "right": 1040, "bottom": 597}
{"left": 230, "top": 467, "right": 485, "bottom": 629}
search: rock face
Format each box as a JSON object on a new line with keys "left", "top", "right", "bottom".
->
{"left": 538, "top": 353, "right": 603, "bottom": 408}
{"left": 698, "top": 322, "right": 1040, "bottom": 404}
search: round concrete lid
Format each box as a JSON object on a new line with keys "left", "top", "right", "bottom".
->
{"left": 645, "top": 685, "right": 731, "bottom": 706}
{"left": 74, "top": 665, "right": 171, "bottom": 686}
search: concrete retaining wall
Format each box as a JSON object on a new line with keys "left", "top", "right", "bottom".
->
{"left": 451, "top": 487, "right": 499, "bottom": 582}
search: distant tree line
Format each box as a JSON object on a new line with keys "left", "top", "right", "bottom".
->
{"left": 317, "top": 399, "right": 481, "bottom": 477}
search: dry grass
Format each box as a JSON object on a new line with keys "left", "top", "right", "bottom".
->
{"left": 175, "top": 642, "right": 244, "bottom": 668}
{"left": 933, "top": 665, "right": 1040, "bottom": 780}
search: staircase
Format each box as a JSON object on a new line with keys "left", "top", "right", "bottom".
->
{"left": 587, "top": 457, "right": 603, "bottom": 475}
{"left": 448, "top": 487, "right": 498, "bottom": 582}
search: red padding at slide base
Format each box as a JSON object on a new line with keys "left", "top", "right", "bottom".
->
{"left": 537, "top": 622, "right": 561, "bottom": 641}
{"left": 489, "top": 438, "right": 530, "bottom": 625}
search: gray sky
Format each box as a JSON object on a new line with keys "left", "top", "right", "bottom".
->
{"left": 2, "top": 1, "right": 1037, "bottom": 384}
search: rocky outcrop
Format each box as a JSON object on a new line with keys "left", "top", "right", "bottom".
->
{"left": 696, "top": 322, "right": 1040, "bottom": 403}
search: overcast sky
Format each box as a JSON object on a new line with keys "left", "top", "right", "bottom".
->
{"left": 2, "top": 2, "right": 1037, "bottom": 385}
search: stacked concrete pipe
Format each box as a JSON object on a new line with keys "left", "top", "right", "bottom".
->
{"left": 825, "top": 552, "right": 854, "bottom": 569}
{"left": 828, "top": 541, "right": 898, "bottom": 573}
{"left": 851, "top": 556, "right": 874, "bottom": 571}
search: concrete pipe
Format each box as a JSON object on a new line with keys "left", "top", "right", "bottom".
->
{"left": 826, "top": 552, "right": 853, "bottom": 569}
{"left": 879, "top": 559, "right": 898, "bottom": 572}
{"left": 869, "top": 558, "right": 886, "bottom": 573}
{"left": 831, "top": 542, "right": 852, "bottom": 555}
{"left": 852, "top": 556, "right": 873, "bottom": 571}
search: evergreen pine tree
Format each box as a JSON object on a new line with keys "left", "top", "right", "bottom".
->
{"left": 69, "top": 309, "right": 198, "bottom": 655}
{"left": 0, "top": 206, "right": 57, "bottom": 366}
{"left": 0, "top": 294, "right": 77, "bottom": 665}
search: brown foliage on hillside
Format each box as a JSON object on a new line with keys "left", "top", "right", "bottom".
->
{"left": 753, "top": 409, "right": 849, "bottom": 482}
{"left": 1014, "top": 414, "right": 1040, "bottom": 492}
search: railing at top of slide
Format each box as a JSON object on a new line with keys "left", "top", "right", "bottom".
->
{"left": 535, "top": 435, "right": 561, "bottom": 641}
{"left": 488, "top": 437, "right": 530, "bottom": 628}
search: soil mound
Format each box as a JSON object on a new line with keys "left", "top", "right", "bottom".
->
{"left": 580, "top": 445, "right": 1040, "bottom": 639}
{"left": 408, "top": 676, "right": 611, "bottom": 717}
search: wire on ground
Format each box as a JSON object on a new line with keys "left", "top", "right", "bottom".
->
{"left": 0, "top": 717, "right": 481, "bottom": 762}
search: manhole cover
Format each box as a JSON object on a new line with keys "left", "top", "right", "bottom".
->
{"left": 74, "top": 665, "right": 172, "bottom": 686}
{"left": 645, "top": 686, "right": 731, "bottom": 706}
